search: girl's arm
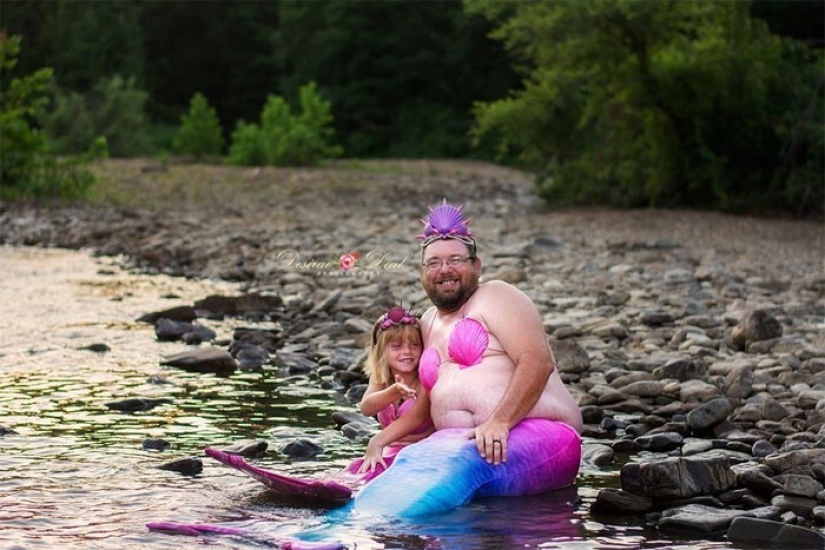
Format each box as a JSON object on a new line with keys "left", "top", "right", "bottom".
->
{"left": 360, "top": 377, "right": 415, "bottom": 417}
{"left": 359, "top": 389, "right": 431, "bottom": 473}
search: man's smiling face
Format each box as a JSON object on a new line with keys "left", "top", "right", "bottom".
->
{"left": 420, "top": 239, "right": 480, "bottom": 313}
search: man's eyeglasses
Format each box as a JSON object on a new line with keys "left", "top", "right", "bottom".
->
{"left": 422, "top": 256, "right": 475, "bottom": 272}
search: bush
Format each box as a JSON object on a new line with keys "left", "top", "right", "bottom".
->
{"left": 228, "top": 82, "right": 342, "bottom": 167}
{"left": 173, "top": 92, "right": 224, "bottom": 160}
{"left": 0, "top": 33, "right": 102, "bottom": 201}
{"left": 468, "top": 0, "right": 824, "bottom": 217}
{"left": 40, "top": 74, "right": 150, "bottom": 157}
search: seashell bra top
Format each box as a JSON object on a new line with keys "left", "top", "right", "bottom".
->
{"left": 419, "top": 309, "right": 501, "bottom": 392}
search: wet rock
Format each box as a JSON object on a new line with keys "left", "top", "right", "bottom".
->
{"left": 582, "top": 443, "right": 614, "bottom": 466}
{"left": 158, "top": 456, "right": 203, "bottom": 476}
{"left": 281, "top": 439, "right": 324, "bottom": 459}
{"left": 155, "top": 318, "right": 195, "bottom": 341}
{"left": 275, "top": 351, "right": 319, "bottom": 373}
{"left": 231, "top": 343, "right": 271, "bottom": 370}
{"left": 104, "top": 397, "right": 173, "bottom": 413}
{"left": 345, "top": 383, "right": 367, "bottom": 403}
{"left": 232, "top": 328, "right": 284, "bottom": 353}
{"left": 658, "top": 503, "right": 750, "bottom": 533}
{"left": 591, "top": 489, "right": 653, "bottom": 515}
{"left": 341, "top": 421, "right": 372, "bottom": 441}
{"left": 727, "top": 516, "right": 825, "bottom": 547}
{"left": 221, "top": 440, "right": 268, "bottom": 458}
{"left": 620, "top": 456, "right": 736, "bottom": 498}
{"left": 160, "top": 347, "right": 237, "bottom": 373}
{"left": 143, "top": 437, "right": 171, "bottom": 451}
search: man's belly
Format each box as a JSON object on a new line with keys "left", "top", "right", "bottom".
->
{"left": 428, "top": 362, "right": 583, "bottom": 432}
{"left": 429, "top": 365, "right": 510, "bottom": 429}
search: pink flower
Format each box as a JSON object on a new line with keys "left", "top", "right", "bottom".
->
{"left": 339, "top": 252, "right": 358, "bottom": 271}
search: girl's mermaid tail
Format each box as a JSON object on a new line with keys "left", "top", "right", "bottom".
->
{"left": 204, "top": 447, "right": 354, "bottom": 504}
{"left": 353, "top": 419, "right": 581, "bottom": 517}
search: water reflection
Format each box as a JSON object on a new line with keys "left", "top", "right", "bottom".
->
{"left": 0, "top": 246, "right": 742, "bottom": 549}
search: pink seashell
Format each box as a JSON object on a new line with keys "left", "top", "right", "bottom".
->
{"left": 419, "top": 347, "right": 440, "bottom": 391}
{"left": 448, "top": 318, "right": 488, "bottom": 368}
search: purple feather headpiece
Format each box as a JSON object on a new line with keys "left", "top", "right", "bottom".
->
{"left": 377, "top": 305, "right": 417, "bottom": 331}
{"left": 417, "top": 199, "right": 476, "bottom": 249}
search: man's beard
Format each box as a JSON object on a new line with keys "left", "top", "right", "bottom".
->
{"left": 426, "top": 278, "right": 477, "bottom": 312}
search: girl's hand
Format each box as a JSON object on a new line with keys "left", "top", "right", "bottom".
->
{"left": 357, "top": 436, "right": 387, "bottom": 473}
{"left": 394, "top": 375, "right": 416, "bottom": 400}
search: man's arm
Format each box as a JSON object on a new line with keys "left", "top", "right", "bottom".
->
{"left": 471, "top": 280, "right": 554, "bottom": 464}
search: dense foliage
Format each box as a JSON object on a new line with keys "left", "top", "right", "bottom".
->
{"left": 0, "top": 33, "right": 101, "bottom": 200}
{"left": 468, "top": 0, "right": 824, "bottom": 216}
{"left": 40, "top": 75, "right": 149, "bottom": 157}
{"left": 1, "top": 0, "right": 822, "bottom": 215}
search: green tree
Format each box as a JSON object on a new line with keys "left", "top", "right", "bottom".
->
{"left": 468, "top": 0, "right": 824, "bottom": 216}
{"left": 0, "top": 33, "right": 100, "bottom": 200}
{"left": 40, "top": 74, "right": 149, "bottom": 157}
{"left": 228, "top": 82, "right": 342, "bottom": 167}
{"left": 173, "top": 92, "right": 224, "bottom": 160}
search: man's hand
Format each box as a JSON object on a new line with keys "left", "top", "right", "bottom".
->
{"left": 465, "top": 420, "right": 509, "bottom": 465}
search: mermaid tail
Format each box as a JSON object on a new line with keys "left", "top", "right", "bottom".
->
{"left": 203, "top": 445, "right": 404, "bottom": 505}
{"left": 149, "top": 421, "right": 581, "bottom": 546}
{"left": 353, "top": 419, "right": 581, "bottom": 517}
{"left": 204, "top": 447, "right": 354, "bottom": 504}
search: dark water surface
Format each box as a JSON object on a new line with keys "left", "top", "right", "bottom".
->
{"left": 0, "top": 246, "right": 743, "bottom": 549}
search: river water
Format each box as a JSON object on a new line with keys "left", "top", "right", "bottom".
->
{"left": 0, "top": 246, "right": 741, "bottom": 550}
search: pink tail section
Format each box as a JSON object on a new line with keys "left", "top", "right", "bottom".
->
{"left": 204, "top": 447, "right": 353, "bottom": 504}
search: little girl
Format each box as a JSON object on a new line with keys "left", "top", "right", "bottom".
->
{"left": 353, "top": 305, "right": 434, "bottom": 475}
{"left": 197, "top": 305, "right": 434, "bottom": 503}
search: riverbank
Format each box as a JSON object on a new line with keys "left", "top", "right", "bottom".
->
{"left": 2, "top": 158, "right": 825, "bottom": 545}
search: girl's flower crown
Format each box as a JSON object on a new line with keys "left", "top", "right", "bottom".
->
{"left": 417, "top": 199, "right": 476, "bottom": 250}
{"left": 378, "top": 305, "right": 418, "bottom": 330}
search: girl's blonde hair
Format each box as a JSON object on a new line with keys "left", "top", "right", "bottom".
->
{"left": 363, "top": 320, "right": 423, "bottom": 386}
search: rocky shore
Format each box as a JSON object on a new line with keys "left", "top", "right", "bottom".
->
{"left": 2, "top": 159, "right": 824, "bottom": 545}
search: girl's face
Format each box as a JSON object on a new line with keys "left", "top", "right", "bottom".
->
{"left": 386, "top": 335, "right": 422, "bottom": 376}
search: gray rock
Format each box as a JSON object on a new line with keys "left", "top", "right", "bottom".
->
{"left": 730, "top": 309, "right": 783, "bottom": 350}
{"left": 591, "top": 489, "right": 653, "bottom": 515}
{"left": 281, "top": 439, "right": 324, "bottom": 459}
{"left": 160, "top": 347, "right": 237, "bottom": 373}
{"left": 582, "top": 443, "right": 614, "bottom": 466}
{"left": 158, "top": 456, "right": 203, "bottom": 476}
{"left": 687, "top": 397, "right": 735, "bottom": 433}
{"left": 658, "top": 503, "right": 750, "bottom": 533}
{"left": 727, "top": 516, "right": 825, "bottom": 546}
{"left": 621, "top": 456, "right": 736, "bottom": 498}
{"left": 104, "top": 397, "right": 173, "bottom": 413}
